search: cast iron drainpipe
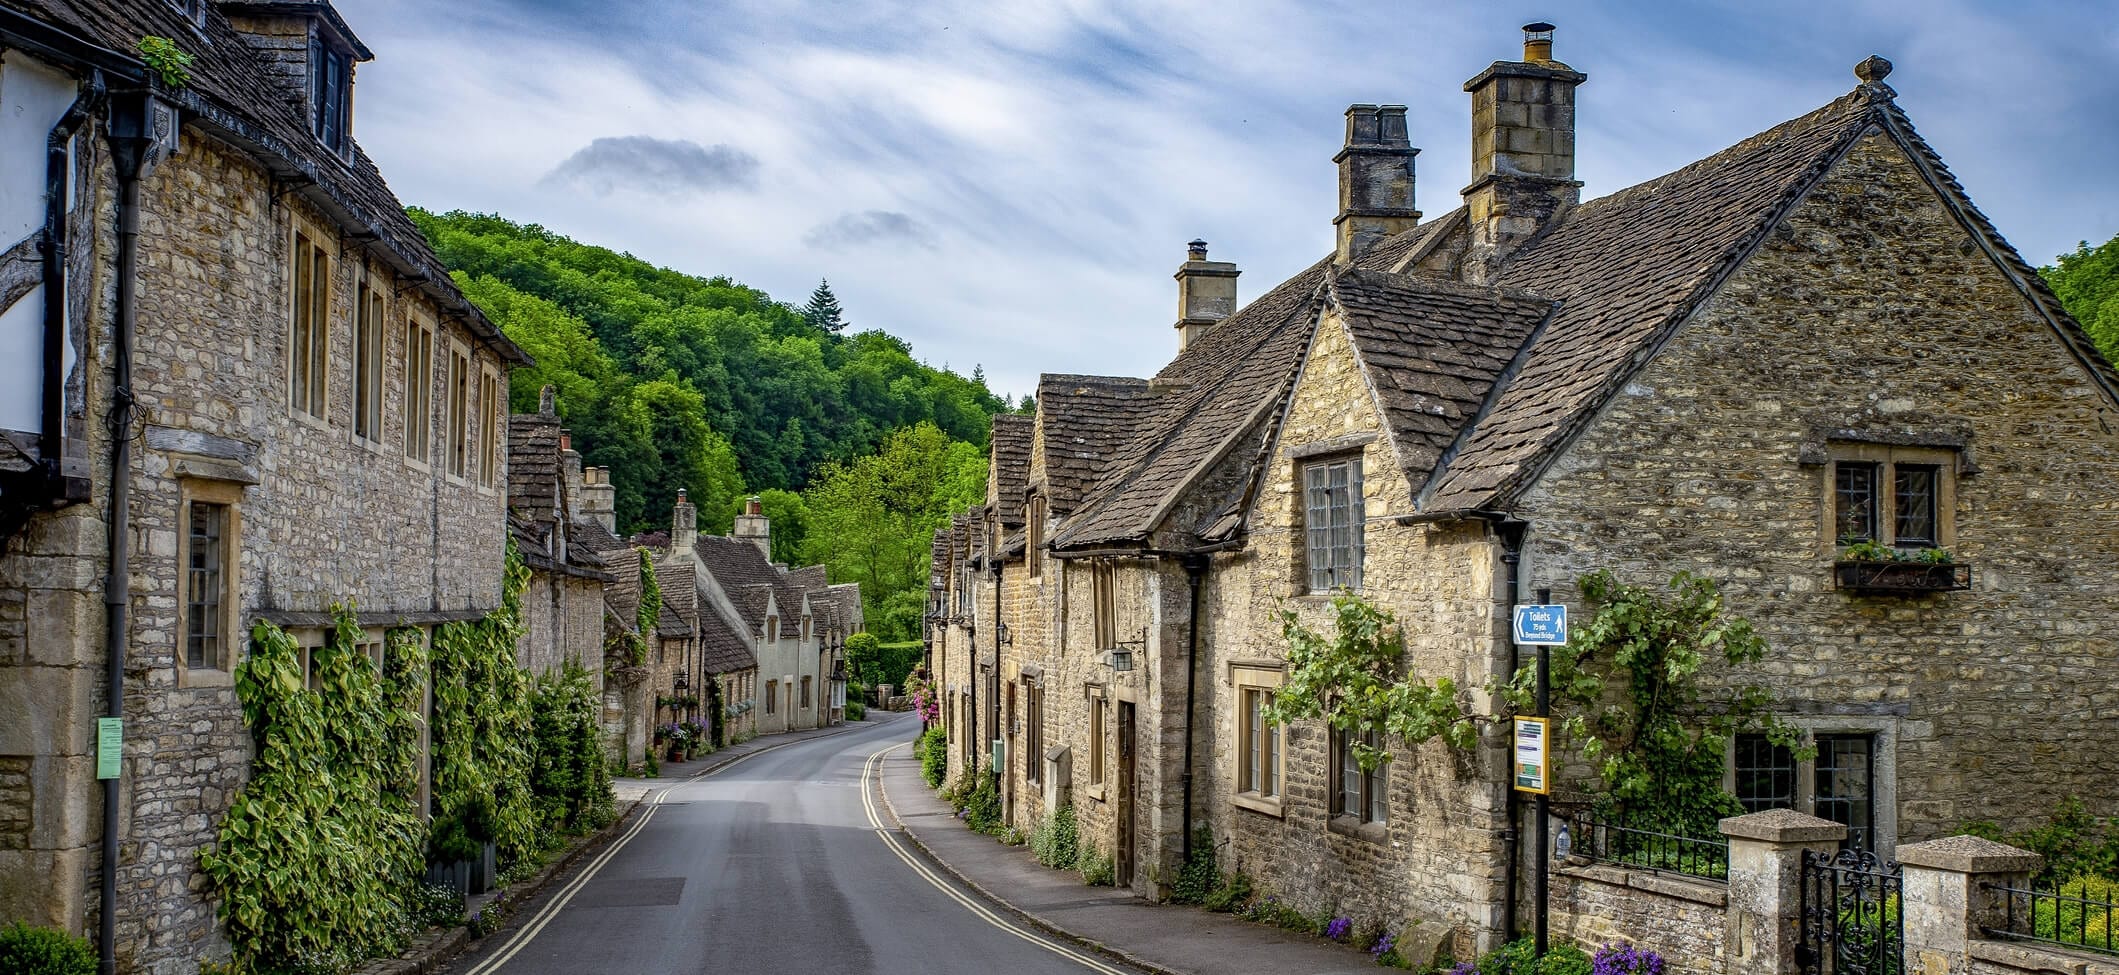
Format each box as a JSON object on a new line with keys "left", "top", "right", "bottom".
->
{"left": 990, "top": 557, "right": 1002, "bottom": 783}
{"left": 100, "top": 90, "right": 152, "bottom": 975}
{"left": 1178, "top": 552, "right": 1208, "bottom": 866}
{"left": 1494, "top": 519, "right": 1528, "bottom": 943}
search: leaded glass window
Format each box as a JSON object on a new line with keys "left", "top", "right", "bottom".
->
{"left": 1304, "top": 458, "right": 1364, "bottom": 592}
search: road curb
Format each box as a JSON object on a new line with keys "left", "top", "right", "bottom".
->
{"left": 873, "top": 746, "right": 1192, "bottom": 975}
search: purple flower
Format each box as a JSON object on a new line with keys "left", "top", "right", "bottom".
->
{"left": 1370, "top": 932, "right": 1396, "bottom": 959}
{"left": 1593, "top": 943, "right": 1665, "bottom": 975}
{"left": 1452, "top": 963, "right": 1479, "bottom": 975}
{"left": 1326, "top": 916, "right": 1352, "bottom": 941}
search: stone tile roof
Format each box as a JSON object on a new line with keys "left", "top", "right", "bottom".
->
{"left": 1035, "top": 375, "right": 1152, "bottom": 514}
{"left": 4, "top": 0, "right": 527, "bottom": 363}
{"left": 1326, "top": 270, "right": 1555, "bottom": 487}
{"left": 574, "top": 518, "right": 626, "bottom": 555}
{"left": 695, "top": 600, "right": 757, "bottom": 675}
{"left": 689, "top": 534, "right": 847, "bottom": 638}
{"left": 988, "top": 414, "right": 1034, "bottom": 527}
{"left": 827, "top": 583, "right": 864, "bottom": 636}
{"left": 507, "top": 413, "right": 562, "bottom": 527}
{"left": 1053, "top": 81, "right": 2119, "bottom": 543}
{"left": 1419, "top": 90, "right": 1886, "bottom": 512}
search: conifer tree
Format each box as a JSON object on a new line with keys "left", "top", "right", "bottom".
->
{"left": 803, "top": 279, "right": 846, "bottom": 333}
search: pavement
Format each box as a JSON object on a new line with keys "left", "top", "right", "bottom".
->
{"left": 876, "top": 734, "right": 1376, "bottom": 975}
{"left": 435, "top": 713, "right": 1154, "bottom": 975}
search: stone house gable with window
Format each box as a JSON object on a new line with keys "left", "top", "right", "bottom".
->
{"left": 955, "top": 26, "right": 2119, "bottom": 957}
{"left": 0, "top": 0, "right": 531, "bottom": 965}
{"left": 689, "top": 521, "right": 846, "bottom": 736}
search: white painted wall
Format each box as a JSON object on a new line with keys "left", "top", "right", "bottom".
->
{"left": 0, "top": 51, "right": 81, "bottom": 435}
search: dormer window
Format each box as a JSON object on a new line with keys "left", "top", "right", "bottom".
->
{"left": 166, "top": 0, "right": 207, "bottom": 27}
{"left": 311, "top": 36, "right": 352, "bottom": 155}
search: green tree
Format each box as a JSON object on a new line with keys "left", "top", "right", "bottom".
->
{"left": 802, "top": 279, "right": 846, "bottom": 333}
{"left": 800, "top": 423, "right": 986, "bottom": 641}
{"left": 2043, "top": 233, "right": 2119, "bottom": 366}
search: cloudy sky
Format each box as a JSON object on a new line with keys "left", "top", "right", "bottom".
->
{"left": 343, "top": 0, "right": 2119, "bottom": 401}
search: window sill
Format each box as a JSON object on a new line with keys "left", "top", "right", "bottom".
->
{"left": 405, "top": 456, "right": 432, "bottom": 475}
{"left": 291, "top": 410, "right": 331, "bottom": 433}
{"left": 1083, "top": 783, "right": 1107, "bottom": 803}
{"left": 1327, "top": 814, "right": 1388, "bottom": 844}
{"left": 176, "top": 667, "right": 234, "bottom": 689}
{"left": 1231, "top": 791, "right": 1284, "bottom": 819}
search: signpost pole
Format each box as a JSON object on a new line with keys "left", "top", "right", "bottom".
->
{"left": 1534, "top": 587, "right": 1551, "bottom": 958}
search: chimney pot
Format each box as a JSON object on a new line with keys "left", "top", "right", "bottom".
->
{"left": 1174, "top": 240, "right": 1240, "bottom": 353}
{"left": 559, "top": 431, "right": 572, "bottom": 452}
{"left": 1522, "top": 22, "right": 1556, "bottom": 62}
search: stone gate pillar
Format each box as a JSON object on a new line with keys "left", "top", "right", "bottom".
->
{"left": 1896, "top": 836, "right": 2043, "bottom": 975}
{"left": 1721, "top": 809, "right": 1848, "bottom": 975}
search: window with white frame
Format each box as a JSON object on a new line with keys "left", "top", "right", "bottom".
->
{"left": 1086, "top": 686, "right": 1106, "bottom": 788}
{"left": 1303, "top": 457, "right": 1364, "bottom": 592}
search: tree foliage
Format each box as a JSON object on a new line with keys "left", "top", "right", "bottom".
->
{"left": 1263, "top": 594, "right": 1479, "bottom": 771}
{"left": 802, "top": 279, "right": 846, "bottom": 333}
{"left": 409, "top": 209, "right": 1007, "bottom": 532}
{"left": 2042, "top": 233, "right": 2119, "bottom": 367}
{"left": 798, "top": 422, "right": 987, "bottom": 640}
{"left": 1526, "top": 570, "right": 1807, "bottom": 836}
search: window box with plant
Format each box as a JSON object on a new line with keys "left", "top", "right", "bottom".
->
{"left": 1833, "top": 540, "right": 1972, "bottom": 594}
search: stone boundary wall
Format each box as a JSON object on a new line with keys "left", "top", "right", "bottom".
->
{"left": 1967, "top": 940, "right": 2119, "bottom": 975}
{"left": 1549, "top": 862, "right": 1728, "bottom": 975}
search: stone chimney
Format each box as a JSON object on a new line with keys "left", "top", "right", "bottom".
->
{"left": 538, "top": 384, "right": 556, "bottom": 415}
{"left": 1173, "top": 240, "right": 1240, "bottom": 352}
{"left": 671, "top": 489, "right": 697, "bottom": 555}
{"left": 734, "top": 495, "right": 771, "bottom": 559}
{"left": 1461, "top": 23, "right": 1587, "bottom": 283}
{"left": 581, "top": 466, "right": 617, "bottom": 532}
{"left": 1335, "top": 104, "right": 1421, "bottom": 264}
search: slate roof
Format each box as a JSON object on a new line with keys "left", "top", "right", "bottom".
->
{"left": 1327, "top": 270, "right": 1555, "bottom": 486}
{"left": 1052, "top": 218, "right": 1460, "bottom": 549}
{"left": 1035, "top": 375, "right": 1153, "bottom": 514}
{"left": 3, "top": 0, "right": 527, "bottom": 364}
{"left": 1050, "top": 76, "right": 2119, "bottom": 546}
{"left": 507, "top": 413, "right": 562, "bottom": 527}
{"left": 988, "top": 414, "right": 1034, "bottom": 527}
{"left": 574, "top": 518, "right": 626, "bottom": 555}
{"left": 695, "top": 602, "right": 756, "bottom": 675}
{"left": 693, "top": 534, "right": 811, "bottom": 636}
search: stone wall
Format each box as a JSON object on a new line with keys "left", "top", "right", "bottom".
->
{"left": 1187, "top": 309, "right": 1514, "bottom": 955}
{"left": 0, "top": 116, "right": 514, "bottom": 972}
{"left": 1511, "top": 131, "right": 2119, "bottom": 849}
{"left": 1548, "top": 864, "right": 1728, "bottom": 975}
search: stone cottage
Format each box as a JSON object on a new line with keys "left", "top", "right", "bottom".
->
{"left": 933, "top": 24, "right": 2119, "bottom": 956}
{"left": 507, "top": 391, "right": 615, "bottom": 679}
{"left": 0, "top": 0, "right": 529, "bottom": 968}
{"left": 639, "top": 496, "right": 855, "bottom": 738}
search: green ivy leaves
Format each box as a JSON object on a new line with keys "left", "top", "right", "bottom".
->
{"left": 1263, "top": 593, "right": 1479, "bottom": 772}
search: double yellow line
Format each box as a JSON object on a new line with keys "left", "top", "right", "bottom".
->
{"left": 860, "top": 743, "right": 1135, "bottom": 975}
{"left": 457, "top": 733, "right": 843, "bottom": 975}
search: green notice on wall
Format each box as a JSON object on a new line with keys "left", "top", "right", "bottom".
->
{"left": 96, "top": 717, "right": 122, "bottom": 779}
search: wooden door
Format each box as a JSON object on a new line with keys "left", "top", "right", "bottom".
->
{"left": 1116, "top": 701, "right": 1136, "bottom": 888}
{"left": 1005, "top": 682, "right": 1017, "bottom": 823}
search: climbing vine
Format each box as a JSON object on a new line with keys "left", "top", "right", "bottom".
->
{"left": 606, "top": 550, "right": 661, "bottom": 667}
{"left": 203, "top": 539, "right": 617, "bottom": 972}
{"left": 1525, "top": 570, "right": 1808, "bottom": 836}
{"left": 1263, "top": 593, "right": 1479, "bottom": 771}
{"left": 1266, "top": 572, "right": 1804, "bottom": 836}
{"left": 428, "top": 543, "right": 540, "bottom": 867}
{"left": 200, "top": 612, "right": 426, "bottom": 973}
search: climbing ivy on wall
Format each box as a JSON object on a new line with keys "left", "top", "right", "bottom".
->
{"left": 199, "top": 613, "right": 427, "bottom": 973}
{"left": 1268, "top": 572, "right": 1805, "bottom": 837}
{"left": 203, "top": 540, "right": 617, "bottom": 972}
{"left": 428, "top": 544, "right": 540, "bottom": 867}
{"left": 635, "top": 549, "right": 661, "bottom": 648}
{"left": 1527, "top": 569, "right": 1809, "bottom": 837}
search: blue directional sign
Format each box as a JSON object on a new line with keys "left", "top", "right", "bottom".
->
{"left": 1512, "top": 604, "right": 1567, "bottom": 646}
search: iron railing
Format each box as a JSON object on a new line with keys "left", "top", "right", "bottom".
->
{"left": 1572, "top": 813, "right": 1730, "bottom": 880}
{"left": 1983, "top": 879, "right": 2117, "bottom": 957}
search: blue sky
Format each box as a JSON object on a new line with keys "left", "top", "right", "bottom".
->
{"left": 344, "top": 0, "right": 2119, "bottom": 401}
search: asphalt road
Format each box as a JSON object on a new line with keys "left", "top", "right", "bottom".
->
{"left": 440, "top": 712, "right": 1142, "bottom": 975}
